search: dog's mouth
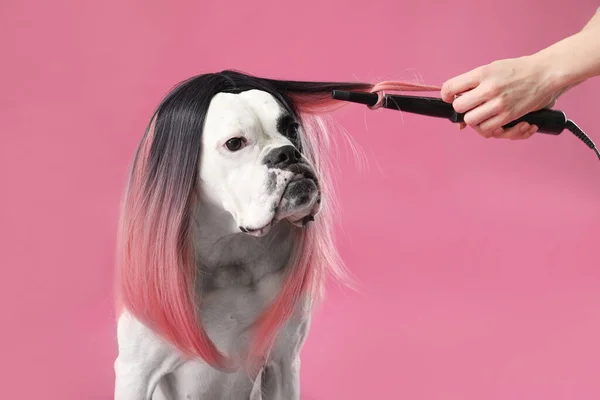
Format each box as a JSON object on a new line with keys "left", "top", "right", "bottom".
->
{"left": 240, "top": 165, "right": 320, "bottom": 237}
{"left": 284, "top": 163, "right": 318, "bottom": 184}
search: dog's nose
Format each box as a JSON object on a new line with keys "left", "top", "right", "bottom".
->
{"left": 263, "top": 145, "right": 301, "bottom": 169}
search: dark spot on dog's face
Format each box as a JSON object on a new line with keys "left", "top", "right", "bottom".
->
{"left": 298, "top": 194, "right": 309, "bottom": 205}
{"left": 266, "top": 171, "right": 277, "bottom": 194}
{"left": 281, "top": 179, "right": 317, "bottom": 209}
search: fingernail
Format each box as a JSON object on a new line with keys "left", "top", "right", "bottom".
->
{"left": 519, "top": 123, "right": 530, "bottom": 132}
{"left": 493, "top": 128, "right": 503, "bottom": 136}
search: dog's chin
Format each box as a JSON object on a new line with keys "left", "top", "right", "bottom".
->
{"left": 239, "top": 177, "right": 320, "bottom": 238}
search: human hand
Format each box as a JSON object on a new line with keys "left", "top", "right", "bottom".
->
{"left": 441, "top": 55, "right": 568, "bottom": 140}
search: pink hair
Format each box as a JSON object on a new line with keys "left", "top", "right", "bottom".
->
{"left": 115, "top": 76, "right": 441, "bottom": 370}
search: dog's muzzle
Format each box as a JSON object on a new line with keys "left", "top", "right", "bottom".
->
{"left": 239, "top": 146, "right": 320, "bottom": 236}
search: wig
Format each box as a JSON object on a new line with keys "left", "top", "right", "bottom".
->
{"left": 115, "top": 70, "right": 440, "bottom": 370}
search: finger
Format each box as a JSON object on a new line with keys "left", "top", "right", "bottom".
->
{"left": 507, "top": 124, "right": 538, "bottom": 140}
{"left": 478, "top": 112, "right": 513, "bottom": 133}
{"left": 462, "top": 99, "right": 502, "bottom": 128}
{"left": 516, "top": 124, "right": 538, "bottom": 140}
{"left": 494, "top": 122, "right": 531, "bottom": 139}
{"left": 441, "top": 68, "right": 482, "bottom": 103}
{"left": 452, "top": 85, "right": 489, "bottom": 114}
{"left": 472, "top": 119, "right": 504, "bottom": 138}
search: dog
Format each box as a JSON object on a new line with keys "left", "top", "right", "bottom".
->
{"left": 113, "top": 71, "right": 354, "bottom": 399}
{"left": 113, "top": 70, "right": 438, "bottom": 399}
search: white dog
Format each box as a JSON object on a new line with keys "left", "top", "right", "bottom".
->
{"left": 113, "top": 71, "right": 358, "bottom": 400}
{"left": 113, "top": 70, "right": 436, "bottom": 399}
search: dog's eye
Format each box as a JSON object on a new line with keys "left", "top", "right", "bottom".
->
{"left": 225, "top": 137, "right": 246, "bottom": 152}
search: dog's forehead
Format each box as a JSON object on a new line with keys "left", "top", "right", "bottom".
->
{"left": 204, "top": 89, "right": 286, "bottom": 140}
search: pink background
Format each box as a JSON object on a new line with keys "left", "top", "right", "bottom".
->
{"left": 2, "top": 0, "right": 600, "bottom": 399}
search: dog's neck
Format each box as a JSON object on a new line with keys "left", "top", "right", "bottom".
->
{"left": 192, "top": 197, "right": 297, "bottom": 293}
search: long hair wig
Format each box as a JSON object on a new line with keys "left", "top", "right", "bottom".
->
{"left": 115, "top": 70, "right": 440, "bottom": 370}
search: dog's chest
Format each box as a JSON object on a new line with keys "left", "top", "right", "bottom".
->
{"left": 196, "top": 226, "right": 296, "bottom": 331}
{"left": 157, "top": 272, "right": 308, "bottom": 400}
{"left": 199, "top": 264, "right": 287, "bottom": 342}
{"left": 168, "top": 227, "right": 307, "bottom": 398}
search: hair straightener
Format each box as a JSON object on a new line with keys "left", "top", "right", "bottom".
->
{"left": 331, "top": 90, "right": 600, "bottom": 161}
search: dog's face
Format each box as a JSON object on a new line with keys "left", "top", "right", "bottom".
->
{"left": 199, "top": 89, "right": 321, "bottom": 237}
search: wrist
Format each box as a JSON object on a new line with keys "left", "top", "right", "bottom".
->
{"left": 531, "top": 26, "right": 600, "bottom": 91}
{"left": 528, "top": 49, "right": 577, "bottom": 94}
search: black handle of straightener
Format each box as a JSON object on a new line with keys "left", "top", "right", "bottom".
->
{"left": 454, "top": 108, "right": 566, "bottom": 135}
{"left": 331, "top": 90, "right": 567, "bottom": 135}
